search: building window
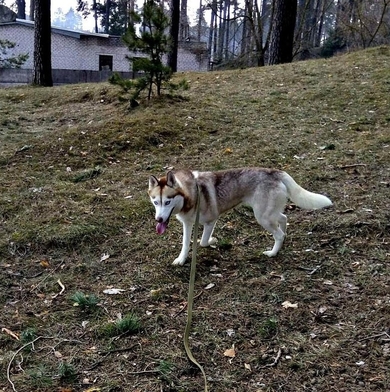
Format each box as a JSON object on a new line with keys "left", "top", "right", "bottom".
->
{"left": 99, "top": 55, "right": 113, "bottom": 71}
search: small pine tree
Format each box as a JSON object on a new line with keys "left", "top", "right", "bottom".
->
{"left": 110, "top": 0, "right": 175, "bottom": 103}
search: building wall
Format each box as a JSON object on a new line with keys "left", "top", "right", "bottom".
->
{"left": 0, "top": 24, "right": 131, "bottom": 72}
{"left": 0, "top": 23, "right": 208, "bottom": 73}
{"left": 0, "top": 68, "right": 135, "bottom": 87}
{"left": 177, "top": 41, "right": 208, "bottom": 72}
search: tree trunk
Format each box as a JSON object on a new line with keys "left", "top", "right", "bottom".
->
{"left": 105, "top": 0, "right": 111, "bottom": 33}
{"left": 30, "top": 0, "right": 35, "bottom": 21}
{"left": 208, "top": 1, "right": 215, "bottom": 69}
{"left": 297, "top": 0, "right": 316, "bottom": 60}
{"left": 253, "top": 0, "right": 265, "bottom": 66}
{"left": 268, "top": 0, "right": 297, "bottom": 65}
{"left": 217, "top": 2, "right": 225, "bottom": 61}
{"left": 93, "top": 0, "right": 98, "bottom": 33}
{"left": 17, "top": 0, "right": 26, "bottom": 19}
{"left": 261, "top": 0, "right": 271, "bottom": 43}
{"left": 240, "top": 1, "right": 249, "bottom": 59}
{"left": 179, "top": 0, "right": 189, "bottom": 40}
{"left": 224, "top": 0, "right": 230, "bottom": 61}
{"left": 33, "top": 0, "right": 53, "bottom": 86}
{"left": 197, "top": 0, "right": 202, "bottom": 42}
{"left": 315, "top": 0, "right": 326, "bottom": 47}
{"left": 217, "top": 3, "right": 223, "bottom": 61}
{"left": 168, "top": 0, "right": 180, "bottom": 72}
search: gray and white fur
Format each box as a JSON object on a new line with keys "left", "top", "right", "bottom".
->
{"left": 148, "top": 168, "right": 332, "bottom": 265}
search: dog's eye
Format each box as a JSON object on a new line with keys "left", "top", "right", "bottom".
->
{"left": 165, "top": 200, "right": 171, "bottom": 206}
{"left": 154, "top": 201, "right": 158, "bottom": 206}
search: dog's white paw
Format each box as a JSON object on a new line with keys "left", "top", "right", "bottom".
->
{"left": 208, "top": 237, "right": 217, "bottom": 245}
{"left": 200, "top": 237, "right": 217, "bottom": 247}
{"left": 263, "top": 250, "right": 277, "bottom": 257}
{"left": 172, "top": 256, "right": 186, "bottom": 266}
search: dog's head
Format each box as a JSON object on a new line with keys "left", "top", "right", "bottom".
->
{"left": 148, "top": 171, "right": 184, "bottom": 235}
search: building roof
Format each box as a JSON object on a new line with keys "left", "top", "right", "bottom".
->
{"left": 0, "top": 18, "right": 114, "bottom": 40}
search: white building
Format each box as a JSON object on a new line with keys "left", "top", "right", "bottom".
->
{"left": 0, "top": 7, "right": 208, "bottom": 85}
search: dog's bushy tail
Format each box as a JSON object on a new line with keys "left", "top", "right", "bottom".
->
{"left": 281, "top": 172, "right": 332, "bottom": 210}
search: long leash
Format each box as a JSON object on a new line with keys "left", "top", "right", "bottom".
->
{"left": 183, "top": 184, "right": 209, "bottom": 392}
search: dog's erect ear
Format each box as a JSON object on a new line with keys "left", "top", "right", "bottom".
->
{"left": 166, "top": 171, "right": 177, "bottom": 188}
{"left": 149, "top": 175, "right": 159, "bottom": 190}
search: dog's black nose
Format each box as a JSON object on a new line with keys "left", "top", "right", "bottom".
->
{"left": 156, "top": 217, "right": 163, "bottom": 223}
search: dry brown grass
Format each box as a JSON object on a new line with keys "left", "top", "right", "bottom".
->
{"left": 0, "top": 46, "right": 389, "bottom": 392}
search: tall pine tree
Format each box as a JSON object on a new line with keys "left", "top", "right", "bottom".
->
{"left": 168, "top": 0, "right": 180, "bottom": 72}
{"left": 33, "top": 0, "right": 53, "bottom": 86}
{"left": 268, "top": 0, "right": 297, "bottom": 65}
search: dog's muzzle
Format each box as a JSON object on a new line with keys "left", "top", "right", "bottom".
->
{"left": 155, "top": 207, "right": 175, "bottom": 235}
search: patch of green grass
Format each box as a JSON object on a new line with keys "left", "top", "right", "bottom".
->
{"left": 258, "top": 317, "right": 278, "bottom": 339}
{"left": 218, "top": 238, "right": 233, "bottom": 250}
{"left": 116, "top": 313, "right": 142, "bottom": 334}
{"left": 71, "top": 291, "right": 100, "bottom": 310}
{"left": 70, "top": 166, "right": 103, "bottom": 183}
{"left": 158, "top": 360, "right": 175, "bottom": 383}
{"left": 26, "top": 364, "right": 53, "bottom": 389}
{"left": 20, "top": 327, "right": 37, "bottom": 345}
{"left": 58, "top": 362, "right": 77, "bottom": 382}
{"left": 99, "top": 313, "right": 142, "bottom": 337}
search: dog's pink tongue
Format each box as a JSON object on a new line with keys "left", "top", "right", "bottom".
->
{"left": 156, "top": 222, "right": 168, "bottom": 235}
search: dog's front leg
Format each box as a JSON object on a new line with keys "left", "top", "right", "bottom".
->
{"left": 172, "top": 220, "right": 194, "bottom": 266}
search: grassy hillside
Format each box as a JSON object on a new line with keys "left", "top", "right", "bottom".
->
{"left": 0, "top": 46, "right": 389, "bottom": 392}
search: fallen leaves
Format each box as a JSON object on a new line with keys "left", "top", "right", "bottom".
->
{"left": 51, "top": 279, "right": 65, "bottom": 299}
{"left": 100, "top": 253, "right": 110, "bottom": 262}
{"left": 103, "top": 288, "right": 125, "bottom": 295}
{"left": 2, "top": 327, "right": 19, "bottom": 340}
{"left": 223, "top": 345, "right": 252, "bottom": 372}
{"left": 150, "top": 288, "right": 161, "bottom": 298}
{"left": 226, "top": 329, "right": 235, "bottom": 337}
{"left": 40, "top": 259, "right": 50, "bottom": 268}
{"left": 282, "top": 301, "right": 298, "bottom": 309}
{"left": 223, "top": 344, "right": 236, "bottom": 358}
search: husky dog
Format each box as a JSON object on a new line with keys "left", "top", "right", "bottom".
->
{"left": 148, "top": 168, "right": 332, "bottom": 265}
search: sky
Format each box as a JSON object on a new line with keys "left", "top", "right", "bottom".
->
{"left": 5, "top": 0, "right": 79, "bottom": 15}
{"left": 3, "top": 0, "right": 92, "bottom": 30}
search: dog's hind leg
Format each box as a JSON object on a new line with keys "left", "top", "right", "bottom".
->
{"left": 173, "top": 220, "right": 194, "bottom": 266}
{"left": 278, "top": 213, "right": 287, "bottom": 235}
{"left": 255, "top": 212, "right": 286, "bottom": 257}
{"left": 200, "top": 221, "right": 217, "bottom": 247}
